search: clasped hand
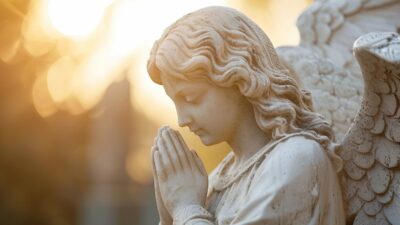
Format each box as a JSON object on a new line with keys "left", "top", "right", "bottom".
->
{"left": 151, "top": 126, "right": 208, "bottom": 221}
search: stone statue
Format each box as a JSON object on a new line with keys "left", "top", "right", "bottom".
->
{"left": 146, "top": 1, "right": 400, "bottom": 224}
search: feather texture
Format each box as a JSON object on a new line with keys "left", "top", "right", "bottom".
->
{"left": 276, "top": 1, "right": 400, "bottom": 223}
{"left": 340, "top": 32, "right": 400, "bottom": 225}
{"left": 277, "top": 0, "right": 400, "bottom": 140}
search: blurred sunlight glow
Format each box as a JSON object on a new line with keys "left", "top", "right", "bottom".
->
{"left": 47, "top": 0, "right": 112, "bottom": 38}
{"left": 1, "top": 2, "right": 313, "bottom": 223}
{"left": 25, "top": 0, "right": 309, "bottom": 182}
{"left": 33, "top": 0, "right": 228, "bottom": 121}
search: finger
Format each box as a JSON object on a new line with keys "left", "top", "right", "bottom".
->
{"left": 156, "top": 126, "right": 169, "bottom": 143}
{"left": 162, "top": 127, "right": 184, "bottom": 171}
{"left": 153, "top": 129, "right": 169, "bottom": 210}
{"left": 152, "top": 162, "right": 162, "bottom": 202}
{"left": 151, "top": 145, "right": 157, "bottom": 173}
{"left": 175, "top": 130, "right": 196, "bottom": 169}
{"left": 153, "top": 178, "right": 162, "bottom": 206}
{"left": 155, "top": 126, "right": 166, "bottom": 144}
{"left": 151, "top": 127, "right": 163, "bottom": 170}
{"left": 151, "top": 129, "right": 161, "bottom": 170}
{"left": 183, "top": 145, "right": 199, "bottom": 172}
{"left": 154, "top": 150, "right": 167, "bottom": 182}
{"left": 191, "top": 150, "right": 207, "bottom": 176}
{"left": 151, "top": 147, "right": 161, "bottom": 177}
{"left": 157, "top": 135, "right": 175, "bottom": 174}
{"left": 168, "top": 128, "right": 191, "bottom": 170}
{"left": 151, "top": 148, "right": 166, "bottom": 210}
{"left": 151, "top": 147, "right": 160, "bottom": 193}
{"left": 176, "top": 130, "right": 190, "bottom": 152}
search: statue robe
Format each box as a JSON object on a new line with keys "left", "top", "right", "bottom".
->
{"left": 173, "top": 134, "right": 345, "bottom": 225}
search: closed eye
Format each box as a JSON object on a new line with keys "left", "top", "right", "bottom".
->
{"left": 176, "top": 88, "right": 205, "bottom": 104}
{"left": 182, "top": 91, "right": 205, "bottom": 104}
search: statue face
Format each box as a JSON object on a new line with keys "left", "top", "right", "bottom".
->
{"left": 161, "top": 74, "right": 248, "bottom": 146}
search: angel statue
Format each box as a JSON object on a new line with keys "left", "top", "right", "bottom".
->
{"left": 146, "top": 0, "right": 400, "bottom": 224}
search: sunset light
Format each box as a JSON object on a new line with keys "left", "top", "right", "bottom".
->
{"left": 31, "top": 0, "right": 227, "bottom": 121}
{"left": 22, "top": 0, "right": 309, "bottom": 180}
{"left": 47, "top": 0, "right": 112, "bottom": 38}
{"left": 1, "top": 1, "right": 313, "bottom": 224}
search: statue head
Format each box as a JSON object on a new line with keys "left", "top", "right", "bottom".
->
{"left": 147, "top": 6, "right": 334, "bottom": 143}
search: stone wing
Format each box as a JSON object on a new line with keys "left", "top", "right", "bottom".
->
{"left": 277, "top": 0, "right": 400, "bottom": 140}
{"left": 339, "top": 32, "right": 400, "bottom": 225}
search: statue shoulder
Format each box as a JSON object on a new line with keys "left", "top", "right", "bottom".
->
{"left": 251, "top": 135, "right": 341, "bottom": 201}
{"left": 257, "top": 135, "right": 335, "bottom": 181}
{"left": 270, "top": 135, "right": 328, "bottom": 165}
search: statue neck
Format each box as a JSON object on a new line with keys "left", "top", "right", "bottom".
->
{"left": 227, "top": 110, "right": 269, "bottom": 167}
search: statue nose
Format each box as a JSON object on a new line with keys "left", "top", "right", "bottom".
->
{"left": 178, "top": 115, "right": 192, "bottom": 127}
{"left": 177, "top": 108, "right": 193, "bottom": 128}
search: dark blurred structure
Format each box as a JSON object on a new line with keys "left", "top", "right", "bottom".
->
{"left": 1, "top": 2, "right": 86, "bottom": 224}
{"left": 79, "top": 79, "right": 157, "bottom": 225}
{"left": 0, "top": 1, "right": 158, "bottom": 224}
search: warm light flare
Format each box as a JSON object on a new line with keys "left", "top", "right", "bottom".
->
{"left": 129, "top": 54, "right": 177, "bottom": 125}
{"left": 22, "top": 0, "right": 56, "bottom": 56}
{"left": 27, "top": 0, "right": 308, "bottom": 118}
{"left": 110, "top": 0, "right": 225, "bottom": 54}
{"left": 42, "top": 0, "right": 232, "bottom": 116}
{"left": 47, "top": 0, "right": 112, "bottom": 38}
{"left": 26, "top": 0, "right": 311, "bottom": 176}
{"left": 47, "top": 56, "right": 75, "bottom": 103}
{"left": 32, "top": 75, "right": 58, "bottom": 117}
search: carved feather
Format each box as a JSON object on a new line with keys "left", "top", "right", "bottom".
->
{"left": 277, "top": 0, "right": 400, "bottom": 140}
{"left": 275, "top": 1, "right": 400, "bottom": 223}
{"left": 340, "top": 32, "right": 400, "bottom": 225}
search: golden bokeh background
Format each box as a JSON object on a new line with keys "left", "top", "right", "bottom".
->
{"left": 0, "top": 0, "right": 310, "bottom": 224}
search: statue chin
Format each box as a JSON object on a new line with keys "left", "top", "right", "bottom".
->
{"left": 197, "top": 134, "right": 218, "bottom": 147}
{"left": 194, "top": 130, "right": 223, "bottom": 147}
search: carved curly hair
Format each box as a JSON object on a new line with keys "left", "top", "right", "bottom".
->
{"left": 147, "top": 6, "right": 342, "bottom": 168}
